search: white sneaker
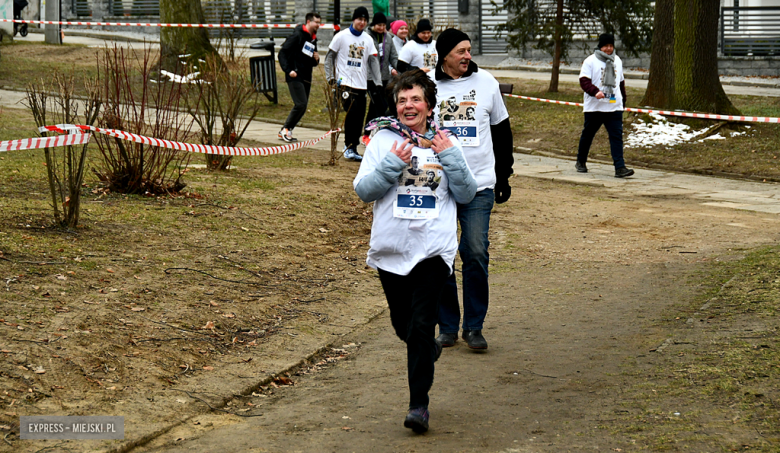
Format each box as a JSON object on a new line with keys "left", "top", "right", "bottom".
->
{"left": 278, "top": 128, "right": 297, "bottom": 143}
{"left": 343, "top": 147, "right": 363, "bottom": 162}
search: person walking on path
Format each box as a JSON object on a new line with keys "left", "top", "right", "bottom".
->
{"left": 277, "top": 12, "right": 321, "bottom": 143}
{"left": 363, "top": 12, "right": 399, "bottom": 137}
{"left": 325, "top": 6, "right": 383, "bottom": 162}
{"left": 354, "top": 69, "right": 477, "bottom": 433}
{"left": 576, "top": 33, "right": 634, "bottom": 178}
{"left": 433, "top": 29, "right": 514, "bottom": 351}
{"left": 390, "top": 20, "right": 409, "bottom": 56}
{"left": 397, "top": 19, "right": 437, "bottom": 75}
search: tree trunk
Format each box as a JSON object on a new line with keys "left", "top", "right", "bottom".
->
{"left": 673, "top": 0, "right": 739, "bottom": 115}
{"left": 640, "top": 0, "right": 674, "bottom": 107}
{"left": 158, "top": 0, "right": 219, "bottom": 74}
{"left": 641, "top": 0, "right": 739, "bottom": 115}
{"left": 548, "top": 0, "right": 564, "bottom": 93}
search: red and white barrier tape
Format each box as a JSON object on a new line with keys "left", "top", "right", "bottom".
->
{"left": 0, "top": 18, "right": 336, "bottom": 30}
{"left": 0, "top": 132, "right": 92, "bottom": 152}
{"left": 1, "top": 125, "right": 339, "bottom": 155}
{"left": 502, "top": 93, "right": 780, "bottom": 124}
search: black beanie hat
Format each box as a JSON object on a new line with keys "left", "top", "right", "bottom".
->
{"left": 370, "top": 12, "right": 387, "bottom": 26}
{"left": 597, "top": 33, "right": 615, "bottom": 49}
{"left": 416, "top": 19, "right": 432, "bottom": 34}
{"left": 352, "top": 6, "right": 369, "bottom": 21}
{"left": 436, "top": 28, "right": 471, "bottom": 66}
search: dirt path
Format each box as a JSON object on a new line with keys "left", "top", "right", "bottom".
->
{"left": 131, "top": 177, "right": 780, "bottom": 452}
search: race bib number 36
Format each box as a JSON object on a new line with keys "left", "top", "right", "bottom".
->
{"left": 444, "top": 120, "right": 479, "bottom": 147}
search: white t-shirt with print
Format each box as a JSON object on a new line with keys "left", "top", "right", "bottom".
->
{"left": 399, "top": 40, "right": 438, "bottom": 72}
{"left": 329, "top": 30, "right": 378, "bottom": 90}
{"left": 579, "top": 53, "right": 625, "bottom": 113}
{"left": 353, "top": 129, "right": 464, "bottom": 276}
{"left": 434, "top": 69, "right": 509, "bottom": 191}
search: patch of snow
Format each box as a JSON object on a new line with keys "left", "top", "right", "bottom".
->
{"left": 697, "top": 133, "right": 726, "bottom": 142}
{"left": 625, "top": 112, "right": 711, "bottom": 148}
{"left": 159, "top": 70, "right": 205, "bottom": 84}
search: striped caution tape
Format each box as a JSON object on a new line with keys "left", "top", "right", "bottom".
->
{"left": 1, "top": 125, "right": 340, "bottom": 156}
{"left": 502, "top": 93, "right": 780, "bottom": 124}
{"left": 0, "top": 18, "right": 337, "bottom": 30}
{"left": 0, "top": 132, "right": 92, "bottom": 152}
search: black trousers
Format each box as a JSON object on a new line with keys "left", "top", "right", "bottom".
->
{"left": 341, "top": 87, "right": 367, "bottom": 151}
{"left": 378, "top": 256, "right": 450, "bottom": 409}
{"left": 576, "top": 110, "right": 625, "bottom": 168}
{"left": 283, "top": 79, "right": 311, "bottom": 131}
{"left": 363, "top": 82, "right": 389, "bottom": 132}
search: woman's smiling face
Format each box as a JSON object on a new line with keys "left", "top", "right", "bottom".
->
{"left": 396, "top": 86, "right": 432, "bottom": 134}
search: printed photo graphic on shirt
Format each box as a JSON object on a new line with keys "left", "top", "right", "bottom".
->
{"left": 302, "top": 41, "right": 315, "bottom": 57}
{"left": 423, "top": 51, "right": 437, "bottom": 69}
{"left": 348, "top": 43, "right": 366, "bottom": 67}
{"left": 394, "top": 151, "right": 443, "bottom": 220}
{"left": 438, "top": 95, "right": 479, "bottom": 147}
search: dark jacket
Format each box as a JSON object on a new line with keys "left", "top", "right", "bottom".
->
{"left": 367, "top": 28, "right": 398, "bottom": 83}
{"left": 278, "top": 24, "right": 319, "bottom": 83}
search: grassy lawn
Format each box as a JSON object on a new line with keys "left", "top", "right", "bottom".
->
{"left": 610, "top": 246, "right": 780, "bottom": 451}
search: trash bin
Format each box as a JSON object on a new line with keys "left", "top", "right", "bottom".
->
{"left": 249, "top": 41, "right": 278, "bottom": 104}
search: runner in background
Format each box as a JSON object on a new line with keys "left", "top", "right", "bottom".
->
{"left": 363, "top": 12, "right": 399, "bottom": 141}
{"left": 390, "top": 20, "right": 409, "bottom": 56}
{"left": 277, "top": 12, "right": 321, "bottom": 143}
{"left": 397, "top": 19, "right": 437, "bottom": 75}
{"left": 324, "top": 6, "right": 383, "bottom": 162}
{"left": 576, "top": 33, "right": 634, "bottom": 178}
{"left": 433, "top": 29, "right": 514, "bottom": 351}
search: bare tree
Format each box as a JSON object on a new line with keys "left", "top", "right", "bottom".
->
{"left": 24, "top": 73, "right": 101, "bottom": 228}
{"left": 188, "top": 55, "right": 263, "bottom": 171}
{"left": 497, "top": 0, "right": 653, "bottom": 93}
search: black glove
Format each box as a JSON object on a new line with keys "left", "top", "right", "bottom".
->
{"left": 495, "top": 180, "right": 511, "bottom": 204}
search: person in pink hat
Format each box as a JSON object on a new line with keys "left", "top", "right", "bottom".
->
{"left": 390, "top": 20, "right": 409, "bottom": 56}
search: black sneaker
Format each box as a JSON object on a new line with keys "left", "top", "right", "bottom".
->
{"left": 404, "top": 407, "right": 429, "bottom": 433}
{"left": 615, "top": 167, "right": 635, "bottom": 178}
{"left": 435, "top": 332, "right": 457, "bottom": 348}
{"left": 462, "top": 330, "right": 488, "bottom": 350}
{"left": 575, "top": 161, "right": 588, "bottom": 173}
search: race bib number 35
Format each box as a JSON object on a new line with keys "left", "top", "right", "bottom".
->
{"left": 394, "top": 188, "right": 439, "bottom": 219}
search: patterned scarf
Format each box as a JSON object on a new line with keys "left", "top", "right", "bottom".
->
{"left": 365, "top": 116, "right": 453, "bottom": 149}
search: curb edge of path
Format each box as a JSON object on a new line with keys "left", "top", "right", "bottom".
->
{"left": 104, "top": 307, "right": 389, "bottom": 453}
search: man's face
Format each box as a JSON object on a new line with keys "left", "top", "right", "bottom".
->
{"left": 306, "top": 17, "right": 321, "bottom": 35}
{"left": 411, "top": 156, "right": 419, "bottom": 168}
{"left": 373, "top": 23, "right": 386, "bottom": 34}
{"left": 353, "top": 17, "right": 367, "bottom": 32}
{"left": 444, "top": 40, "right": 472, "bottom": 78}
{"left": 418, "top": 30, "right": 432, "bottom": 42}
{"left": 600, "top": 44, "right": 614, "bottom": 55}
{"left": 427, "top": 171, "right": 435, "bottom": 183}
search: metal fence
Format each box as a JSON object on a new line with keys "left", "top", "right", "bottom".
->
{"left": 75, "top": 0, "right": 92, "bottom": 16}
{"left": 721, "top": 6, "right": 780, "bottom": 56}
{"left": 71, "top": 0, "right": 511, "bottom": 54}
